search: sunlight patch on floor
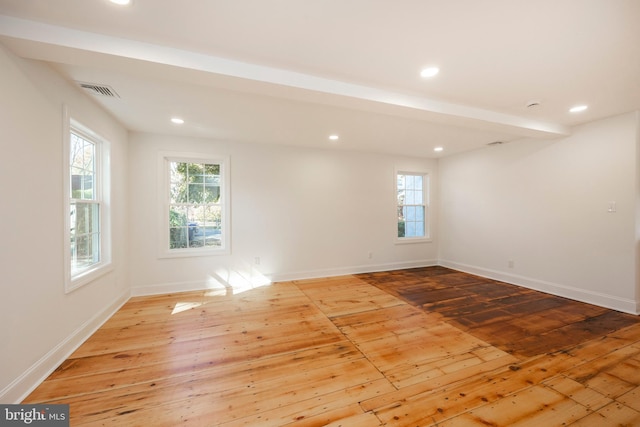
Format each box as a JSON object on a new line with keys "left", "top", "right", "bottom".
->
{"left": 213, "top": 267, "right": 272, "bottom": 295}
{"left": 171, "top": 266, "right": 272, "bottom": 314}
{"left": 171, "top": 301, "right": 205, "bottom": 314}
{"left": 206, "top": 266, "right": 272, "bottom": 296}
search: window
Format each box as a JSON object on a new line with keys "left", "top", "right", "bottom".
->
{"left": 160, "top": 154, "right": 230, "bottom": 257}
{"left": 396, "top": 171, "right": 429, "bottom": 241}
{"left": 64, "top": 112, "right": 111, "bottom": 292}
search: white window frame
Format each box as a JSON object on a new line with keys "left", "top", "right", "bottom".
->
{"left": 158, "top": 152, "right": 231, "bottom": 258}
{"left": 395, "top": 168, "right": 431, "bottom": 244}
{"left": 63, "top": 107, "right": 112, "bottom": 292}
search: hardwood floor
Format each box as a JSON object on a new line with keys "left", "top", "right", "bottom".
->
{"left": 24, "top": 267, "right": 640, "bottom": 426}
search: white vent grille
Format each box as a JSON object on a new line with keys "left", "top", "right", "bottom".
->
{"left": 77, "top": 82, "right": 120, "bottom": 98}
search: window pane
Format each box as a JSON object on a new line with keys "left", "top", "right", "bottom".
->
{"left": 70, "top": 204, "right": 77, "bottom": 240}
{"left": 188, "top": 182, "right": 205, "bottom": 203}
{"left": 204, "top": 184, "right": 220, "bottom": 203}
{"left": 188, "top": 222, "right": 200, "bottom": 247}
{"left": 397, "top": 174, "right": 405, "bottom": 190}
{"left": 90, "top": 232, "right": 100, "bottom": 262}
{"left": 170, "top": 162, "right": 188, "bottom": 203}
{"left": 187, "top": 163, "right": 204, "bottom": 184}
{"left": 204, "top": 174, "right": 219, "bottom": 185}
{"left": 406, "top": 222, "right": 416, "bottom": 237}
{"left": 204, "top": 205, "right": 221, "bottom": 226}
{"left": 406, "top": 206, "right": 415, "bottom": 221}
{"left": 83, "top": 174, "right": 94, "bottom": 200}
{"left": 202, "top": 226, "right": 222, "bottom": 247}
{"left": 169, "top": 206, "right": 188, "bottom": 227}
{"left": 71, "top": 211, "right": 100, "bottom": 274}
{"left": 70, "top": 134, "right": 84, "bottom": 169}
{"left": 406, "top": 189, "right": 415, "bottom": 205}
{"left": 73, "top": 202, "right": 98, "bottom": 234}
{"left": 82, "top": 141, "right": 93, "bottom": 169}
{"left": 170, "top": 227, "right": 188, "bottom": 249}
{"left": 70, "top": 134, "right": 95, "bottom": 201}
{"left": 70, "top": 203, "right": 99, "bottom": 235}
{"left": 413, "top": 189, "right": 423, "bottom": 204}
{"left": 70, "top": 167, "right": 82, "bottom": 198}
{"left": 416, "top": 206, "right": 425, "bottom": 221}
{"left": 406, "top": 175, "right": 414, "bottom": 189}
{"left": 189, "top": 205, "right": 206, "bottom": 227}
{"left": 201, "top": 206, "right": 222, "bottom": 247}
{"left": 204, "top": 163, "right": 220, "bottom": 175}
{"left": 72, "top": 235, "right": 88, "bottom": 267}
{"left": 414, "top": 175, "right": 423, "bottom": 190}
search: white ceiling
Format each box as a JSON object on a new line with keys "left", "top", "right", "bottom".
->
{"left": 0, "top": 0, "right": 638, "bottom": 157}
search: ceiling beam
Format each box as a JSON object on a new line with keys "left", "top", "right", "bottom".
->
{"left": 0, "top": 14, "right": 571, "bottom": 138}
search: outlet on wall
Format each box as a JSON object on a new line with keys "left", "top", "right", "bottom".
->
{"left": 508, "top": 260, "right": 514, "bottom": 269}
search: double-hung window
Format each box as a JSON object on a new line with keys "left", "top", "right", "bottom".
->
{"left": 160, "top": 154, "right": 230, "bottom": 257}
{"left": 64, "top": 113, "right": 111, "bottom": 291}
{"left": 396, "top": 171, "right": 430, "bottom": 241}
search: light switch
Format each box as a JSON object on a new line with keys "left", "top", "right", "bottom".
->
{"left": 607, "top": 201, "right": 616, "bottom": 213}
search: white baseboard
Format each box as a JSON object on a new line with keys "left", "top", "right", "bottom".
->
{"left": 269, "top": 259, "right": 439, "bottom": 283}
{"left": 0, "top": 290, "right": 131, "bottom": 404}
{"left": 130, "top": 260, "right": 440, "bottom": 296}
{"left": 440, "top": 260, "right": 639, "bottom": 315}
{"left": 130, "top": 279, "right": 216, "bottom": 297}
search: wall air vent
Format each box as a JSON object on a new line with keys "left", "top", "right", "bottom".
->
{"left": 76, "top": 81, "right": 120, "bottom": 98}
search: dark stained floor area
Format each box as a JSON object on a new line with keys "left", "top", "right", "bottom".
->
{"left": 357, "top": 266, "right": 640, "bottom": 358}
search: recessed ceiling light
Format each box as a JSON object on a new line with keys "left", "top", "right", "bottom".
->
{"left": 434, "top": 146, "right": 444, "bottom": 152}
{"left": 171, "top": 117, "right": 184, "bottom": 124}
{"left": 110, "top": 0, "right": 131, "bottom": 5}
{"left": 569, "top": 105, "right": 588, "bottom": 113}
{"left": 329, "top": 135, "right": 339, "bottom": 141}
{"left": 420, "top": 67, "right": 440, "bottom": 78}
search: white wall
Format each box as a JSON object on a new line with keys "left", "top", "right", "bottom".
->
{"left": 0, "top": 45, "right": 129, "bottom": 402}
{"left": 439, "top": 112, "right": 640, "bottom": 313}
{"left": 128, "top": 133, "right": 438, "bottom": 294}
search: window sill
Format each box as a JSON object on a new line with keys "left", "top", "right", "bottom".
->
{"left": 395, "top": 237, "right": 433, "bottom": 245}
{"left": 158, "top": 247, "right": 230, "bottom": 259}
{"left": 66, "top": 262, "right": 113, "bottom": 293}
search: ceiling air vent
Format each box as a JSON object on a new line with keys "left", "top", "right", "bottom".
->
{"left": 77, "top": 81, "right": 120, "bottom": 98}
